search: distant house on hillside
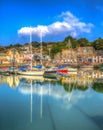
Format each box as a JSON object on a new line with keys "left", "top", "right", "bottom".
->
{"left": 92, "top": 50, "right": 103, "bottom": 64}
{"left": 54, "top": 49, "right": 77, "bottom": 64}
{"left": 0, "top": 53, "right": 9, "bottom": 64}
{"left": 20, "top": 44, "right": 31, "bottom": 52}
{"left": 61, "top": 49, "right": 77, "bottom": 63}
{"left": 75, "top": 47, "right": 95, "bottom": 64}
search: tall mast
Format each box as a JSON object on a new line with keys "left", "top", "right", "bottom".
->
{"left": 68, "top": 39, "right": 72, "bottom": 64}
{"left": 40, "top": 30, "right": 42, "bottom": 65}
{"left": 30, "top": 27, "right": 32, "bottom": 70}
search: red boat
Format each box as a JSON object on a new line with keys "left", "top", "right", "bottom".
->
{"left": 57, "top": 69, "right": 68, "bottom": 74}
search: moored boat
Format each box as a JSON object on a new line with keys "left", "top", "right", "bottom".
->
{"left": 17, "top": 27, "right": 44, "bottom": 76}
{"left": 18, "top": 69, "right": 44, "bottom": 76}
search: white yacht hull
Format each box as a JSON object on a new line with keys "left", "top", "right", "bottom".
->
{"left": 68, "top": 69, "right": 77, "bottom": 74}
{"left": 17, "top": 70, "right": 44, "bottom": 76}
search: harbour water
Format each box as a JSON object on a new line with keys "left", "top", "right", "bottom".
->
{"left": 0, "top": 71, "right": 103, "bottom": 130}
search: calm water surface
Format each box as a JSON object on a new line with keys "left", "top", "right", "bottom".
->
{"left": 0, "top": 74, "right": 103, "bottom": 130}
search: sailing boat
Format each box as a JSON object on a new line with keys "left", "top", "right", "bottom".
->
{"left": 17, "top": 28, "right": 44, "bottom": 76}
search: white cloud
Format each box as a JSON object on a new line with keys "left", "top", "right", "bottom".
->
{"left": 18, "top": 26, "right": 49, "bottom": 37}
{"left": 18, "top": 11, "right": 93, "bottom": 38}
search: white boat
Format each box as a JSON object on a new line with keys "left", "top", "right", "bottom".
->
{"left": 17, "top": 28, "right": 44, "bottom": 76}
{"left": 68, "top": 67, "right": 77, "bottom": 74}
{"left": 17, "top": 70, "right": 44, "bottom": 76}
{"left": 18, "top": 75, "right": 44, "bottom": 82}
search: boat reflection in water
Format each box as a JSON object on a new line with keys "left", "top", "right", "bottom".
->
{"left": 7, "top": 75, "right": 20, "bottom": 88}
{"left": 0, "top": 70, "right": 103, "bottom": 96}
{"left": 0, "top": 70, "right": 103, "bottom": 130}
{"left": 18, "top": 75, "right": 44, "bottom": 122}
{"left": 0, "top": 74, "right": 20, "bottom": 88}
{"left": 0, "top": 69, "right": 103, "bottom": 95}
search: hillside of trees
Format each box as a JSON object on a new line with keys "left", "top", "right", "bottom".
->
{"left": 1, "top": 36, "right": 103, "bottom": 58}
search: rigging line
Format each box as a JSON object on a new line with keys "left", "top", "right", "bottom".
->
{"left": 40, "top": 30, "right": 42, "bottom": 65}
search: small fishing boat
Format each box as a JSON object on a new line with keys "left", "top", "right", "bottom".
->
{"left": 44, "top": 67, "right": 57, "bottom": 78}
{"left": 0, "top": 67, "right": 10, "bottom": 76}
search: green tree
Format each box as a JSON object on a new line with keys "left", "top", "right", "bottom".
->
{"left": 50, "top": 42, "right": 63, "bottom": 58}
{"left": 93, "top": 37, "right": 103, "bottom": 50}
{"left": 63, "top": 35, "right": 78, "bottom": 48}
{"left": 77, "top": 38, "right": 89, "bottom": 47}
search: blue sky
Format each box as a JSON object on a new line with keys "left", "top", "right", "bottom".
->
{"left": 0, "top": 0, "right": 103, "bottom": 45}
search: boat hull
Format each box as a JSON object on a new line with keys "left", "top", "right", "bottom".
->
{"left": 18, "top": 75, "right": 44, "bottom": 81}
{"left": 17, "top": 70, "right": 44, "bottom": 76}
{"left": 44, "top": 70, "right": 57, "bottom": 78}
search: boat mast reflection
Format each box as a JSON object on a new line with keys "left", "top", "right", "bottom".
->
{"left": 18, "top": 76, "right": 44, "bottom": 122}
{"left": 0, "top": 73, "right": 103, "bottom": 116}
{"left": 40, "top": 84, "right": 43, "bottom": 119}
{"left": 30, "top": 79, "right": 33, "bottom": 123}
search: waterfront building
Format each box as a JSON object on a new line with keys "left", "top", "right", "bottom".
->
{"left": 94, "top": 50, "right": 103, "bottom": 64}
{"left": 76, "top": 46, "right": 95, "bottom": 64}
{"left": 0, "top": 45, "right": 102, "bottom": 66}
{"left": 0, "top": 53, "right": 9, "bottom": 65}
